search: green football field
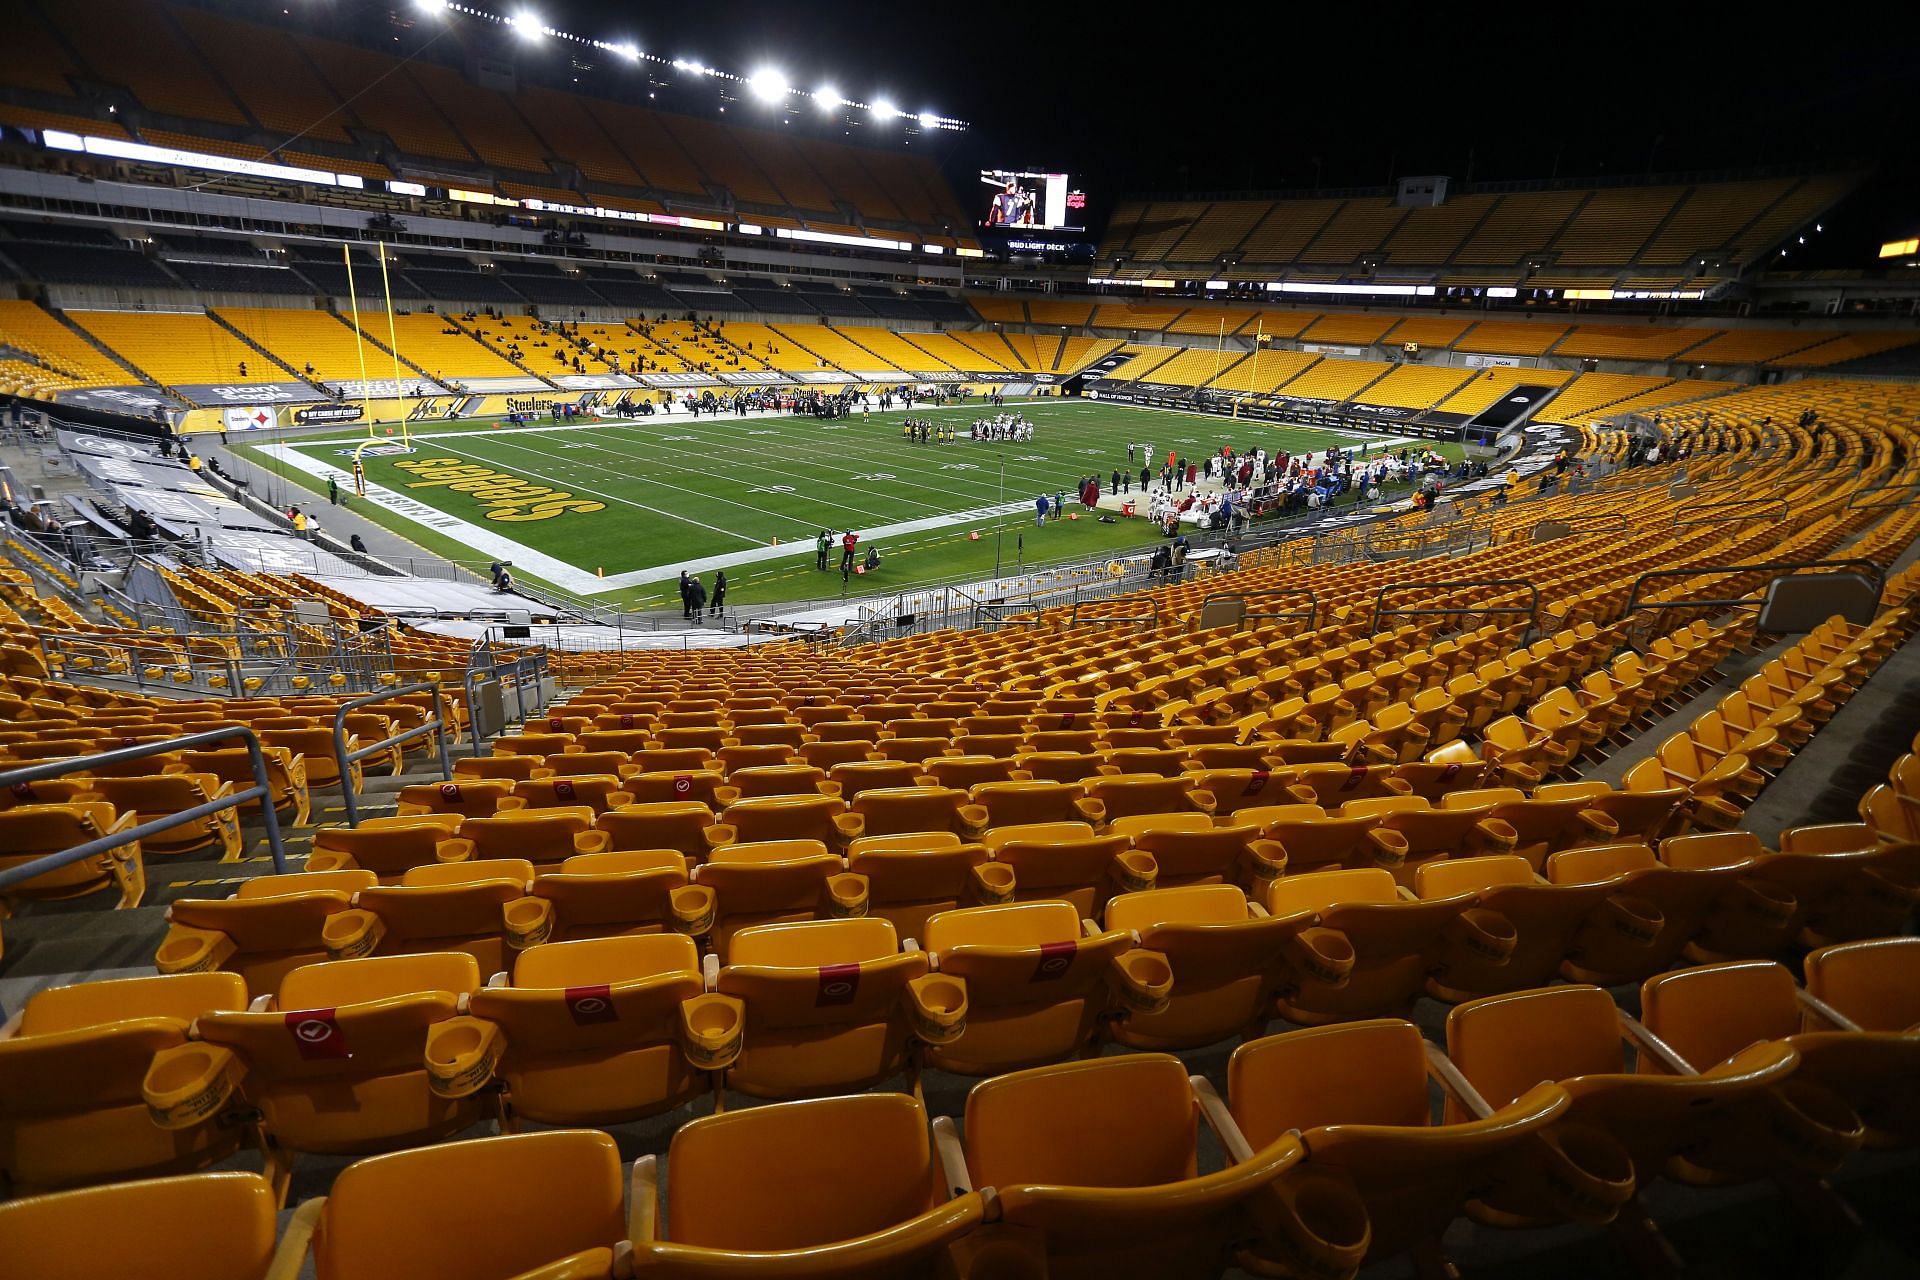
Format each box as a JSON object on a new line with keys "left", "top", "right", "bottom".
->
{"left": 234, "top": 399, "right": 1460, "bottom": 610}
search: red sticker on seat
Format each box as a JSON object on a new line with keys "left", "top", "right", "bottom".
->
{"left": 10, "top": 782, "right": 35, "bottom": 800}
{"left": 547, "top": 718, "right": 563, "bottom": 732}
{"left": 565, "top": 985, "right": 618, "bottom": 1024}
{"left": 672, "top": 774, "right": 693, "bottom": 798}
{"left": 619, "top": 714, "right": 635, "bottom": 728}
{"left": 1440, "top": 763, "right": 1461, "bottom": 781}
{"left": 1339, "top": 766, "right": 1367, "bottom": 791}
{"left": 1031, "top": 940, "right": 1076, "bottom": 982}
{"left": 439, "top": 782, "right": 462, "bottom": 801}
{"left": 1129, "top": 710, "right": 1144, "bottom": 727}
{"left": 1061, "top": 712, "right": 1075, "bottom": 727}
{"left": 285, "top": 1009, "right": 350, "bottom": 1059}
{"left": 816, "top": 963, "right": 860, "bottom": 1006}
{"left": 553, "top": 779, "right": 576, "bottom": 801}
{"left": 1246, "top": 770, "right": 1268, "bottom": 795}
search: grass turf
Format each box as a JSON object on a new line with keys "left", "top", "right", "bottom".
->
{"left": 235, "top": 400, "right": 1460, "bottom": 608}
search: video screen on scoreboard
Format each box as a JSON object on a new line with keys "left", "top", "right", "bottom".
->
{"left": 979, "top": 168, "right": 1087, "bottom": 231}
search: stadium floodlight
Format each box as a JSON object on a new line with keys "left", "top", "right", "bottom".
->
{"left": 871, "top": 99, "right": 898, "bottom": 121}
{"left": 813, "top": 85, "right": 842, "bottom": 111}
{"left": 610, "top": 42, "right": 640, "bottom": 61}
{"left": 748, "top": 68, "right": 789, "bottom": 104}
{"left": 509, "top": 9, "right": 542, "bottom": 38}
{"left": 917, "top": 110, "right": 938, "bottom": 128}
{"left": 413, "top": 0, "right": 446, "bottom": 13}
{"left": 673, "top": 58, "right": 709, "bottom": 75}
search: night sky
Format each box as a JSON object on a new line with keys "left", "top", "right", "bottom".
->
{"left": 321, "top": 1, "right": 1920, "bottom": 264}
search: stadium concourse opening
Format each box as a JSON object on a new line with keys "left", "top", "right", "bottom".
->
{"left": 231, "top": 398, "right": 1463, "bottom": 608}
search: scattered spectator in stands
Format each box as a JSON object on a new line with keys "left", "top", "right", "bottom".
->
{"left": 187, "top": 454, "right": 202, "bottom": 473}
{"left": 493, "top": 566, "right": 515, "bottom": 594}
{"left": 350, "top": 533, "right": 368, "bottom": 553}
{"left": 327, "top": 476, "right": 340, "bottom": 506}
{"left": 292, "top": 509, "right": 309, "bottom": 536}
{"left": 238, "top": 360, "right": 248, "bottom": 378}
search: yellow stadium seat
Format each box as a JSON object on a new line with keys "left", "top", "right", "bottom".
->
{"left": 395, "top": 778, "right": 512, "bottom": 820}
{"left": 630, "top": 1092, "right": 983, "bottom": 1276}
{"left": 319, "top": 859, "right": 534, "bottom": 975}
{"left": 978, "top": 821, "right": 1140, "bottom": 916}
{"left": 0, "top": 1171, "right": 278, "bottom": 1280}
{"left": 1261, "top": 868, "right": 1467, "bottom": 1025}
{"left": 845, "top": 831, "right": 999, "bottom": 941}
{"left": 622, "top": 768, "right": 735, "bottom": 808}
{"left": 0, "top": 972, "right": 252, "bottom": 1193}
{"left": 180, "top": 746, "right": 310, "bottom": 826}
{"left": 957, "top": 1053, "right": 1344, "bottom": 1280}
{"left": 1640, "top": 961, "right": 1875, "bottom": 1159}
{"left": 1416, "top": 855, "right": 1622, "bottom": 1001}
{"left": 180, "top": 952, "right": 486, "bottom": 1200}
{"left": 714, "top": 917, "right": 927, "bottom": 1099}
{"left": 1083, "top": 772, "right": 1216, "bottom": 823}
{"left": 85, "top": 772, "right": 241, "bottom": 860}
{"left": 306, "top": 813, "right": 471, "bottom": 882}
{"left": 158, "top": 869, "right": 378, "bottom": 992}
{"left": 1227, "top": 1020, "right": 1624, "bottom": 1269}
{"left": 919, "top": 900, "right": 1142, "bottom": 1076}
{"left": 460, "top": 806, "right": 609, "bottom": 867}
{"left": 724, "top": 763, "right": 841, "bottom": 799}
{"left": 523, "top": 849, "right": 712, "bottom": 945}
{"left": 714, "top": 793, "right": 856, "bottom": 847}
{"left": 595, "top": 801, "right": 722, "bottom": 859}
{"left": 695, "top": 839, "right": 866, "bottom": 957}
{"left": 1110, "top": 813, "right": 1270, "bottom": 889}
{"left": 276, "top": 1131, "right": 630, "bottom": 1280}
{"left": 0, "top": 800, "right": 144, "bottom": 909}
{"left": 1444, "top": 983, "right": 1818, "bottom": 1221}
{"left": 465, "top": 935, "right": 709, "bottom": 1126}
{"left": 969, "top": 779, "right": 1103, "bottom": 828}
{"left": 1102, "top": 885, "right": 1321, "bottom": 1050}
{"left": 503, "top": 775, "right": 633, "bottom": 815}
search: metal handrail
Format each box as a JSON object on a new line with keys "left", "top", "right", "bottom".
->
{"left": 0, "top": 727, "right": 289, "bottom": 887}
{"left": 1846, "top": 481, "right": 1920, "bottom": 511}
{"left": 1194, "top": 589, "right": 1318, "bottom": 632}
{"left": 1370, "top": 578, "right": 1541, "bottom": 641}
{"left": 333, "top": 681, "right": 453, "bottom": 826}
{"left": 1671, "top": 498, "right": 1791, "bottom": 529}
{"left": 1617, "top": 558, "right": 1888, "bottom": 650}
{"left": 1529, "top": 512, "right": 1632, "bottom": 540}
{"left": 1070, "top": 596, "right": 1161, "bottom": 631}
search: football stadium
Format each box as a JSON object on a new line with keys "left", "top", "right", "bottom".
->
{"left": 0, "top": 3, "right": 1918, "bottom": 1277}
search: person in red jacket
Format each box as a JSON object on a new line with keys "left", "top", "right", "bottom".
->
{"left": 841, "top": 530, "right": 859, "bottom": 575}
